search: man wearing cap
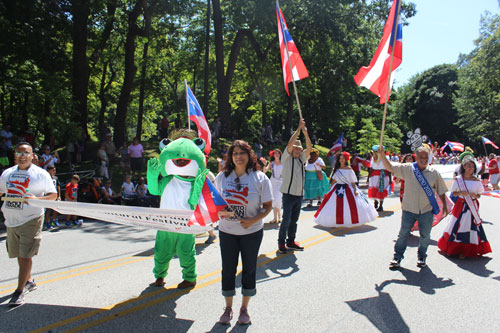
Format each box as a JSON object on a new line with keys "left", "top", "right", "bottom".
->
{"left": 378, "top": 145, "right": 448, "bottom": 269}
{"left": 0, "top": 142, "right": 57, "bottom": 306}
{"left": 278, "top": 119, "right": 312, "bottom": 254}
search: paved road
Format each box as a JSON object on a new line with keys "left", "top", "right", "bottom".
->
{"left": 1, "top": 183, "right": 499, "bottom": 332}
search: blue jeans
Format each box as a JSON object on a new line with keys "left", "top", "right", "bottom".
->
{"left": 220, "top": 229, "right": 263, "bottom": 297}
{"left": 394, "top": 210, "right": 434, "bottom": 260}
{"left": 278, "top": 193, "right": 303, "bottom": 245}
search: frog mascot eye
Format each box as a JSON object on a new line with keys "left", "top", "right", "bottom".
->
{"left": 193, "top": 138, "right": 206, "bottom": 151}
{"left": 159, "top": 138, "right": 171, "bottom": 151}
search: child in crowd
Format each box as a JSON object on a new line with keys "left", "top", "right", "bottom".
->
{"left": 99, "top": 179, "right": 121, "bottom": 205}
{"left": 44, "top": 166, "right": 61, "bottom": 230}
{"left": 135, "top": 176, "right": 150, "bottom": 206}
{"left": 121, "top": 175, "right": 137, "bottom": 205}
{"left": 65, "top": 174, "right": 83, "bottom": 227}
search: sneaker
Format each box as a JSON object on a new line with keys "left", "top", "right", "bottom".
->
{"left": 73, "top": 219, "right": 83, "bottom": 227}
{"left": 50, "top": 219, "right": 60, "bottom": 228}
{"left": 205, "top": 235, "right": 217, "bottom": 244}
{"left": 286, "top": 242, "right": 304, "bottom": 251}
{"left": 8, "top": 290, "right": 24, "bottom": 307}
{"left": 177, "top": 280, "right": 196, "bottom": 289}
{"left": 238, "top": 307, "right": 251, "bottom": 325}
{"left": 417, "top": 257, "right": 427, "bottom": 268}
{"left": 389, "top": 258, "right": 401, "bottom": 269}
{"left": 25, "top": 280, "right": 37, "bottom": 293}
{"left": 278, "top": 244, "right": 287, "bottom": 254}
{"left": 219, "top": 306, "right": 233, "bottom": 325}
{"left": 377, "top": 204, "right": 384, "bottom": 212}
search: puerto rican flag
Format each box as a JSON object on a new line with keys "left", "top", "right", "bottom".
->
{"left": 482, "top": 136, "right": 499, "bottom": 149}
{"left": 329, "top": 133, "right": 343, "bottom": 154}
{"left": 354, "top": 0, "right": 402, "bottom": 104}
{"left": 186, "top": 82, "right": 211, "bottom": 155}
{"left": 441, "top": 141, "right": 464, "bottom": 153}
{"left": 189, "top": 178, "right": 227, "bottom": 227}
{"left": 276, "top": 0, "right": 309, "bottom": 95}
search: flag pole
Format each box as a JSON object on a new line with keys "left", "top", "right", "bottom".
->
{"left": 379, "top": 0, "right": 402, "bottom": 147}
{"left": 482, "top": 138, "right": 488, "bottom": 156}
{"left": 185, "top": 79, "right": 191, "bottom": 131}
{"left": 278, "top": 0, "right": 303, "bottom": 120}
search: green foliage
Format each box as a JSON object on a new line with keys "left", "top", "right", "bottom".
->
{"left": 454, "top": 13, "right": 500, "bottom": 147}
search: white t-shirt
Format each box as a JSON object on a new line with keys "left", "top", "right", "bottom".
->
{"left": 305, "top": 157, "right": 325, "bottom": 171}
{"left": 215, "top": 170, "right": 273, "bottom": 235}
{"left": 42, "top": 154, "right": 58, "bottom": 169}
{"left": 121, "top": 181, "right": 136, "bottom": 196}
{"left": 160, "top": 177, "right": 192, "bottom": 210}
{"left": 0, "top": 164, "right": 57, "bottom": 227}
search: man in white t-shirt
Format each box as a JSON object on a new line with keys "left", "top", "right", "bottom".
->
{"left": 0, "top": 142, "right": 57, "bottom": 307}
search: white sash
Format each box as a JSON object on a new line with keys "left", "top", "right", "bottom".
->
{"left": 457, "top": 176, "right": 482, "bottom": 226}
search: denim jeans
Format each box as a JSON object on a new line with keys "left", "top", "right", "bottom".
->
{"left": 220, "top": 229, "right": 263, "bottom": 297}
{"left": 278, "top": 193, "right": 303, "bottom": 245}
{"left": 394, "top": 210, "right": 434, "bottom": 260}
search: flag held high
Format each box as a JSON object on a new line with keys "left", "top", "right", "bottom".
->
{"left": 186, "top": 81, "right": 211, "bottom": 156}
{"left": 354, "top": 0, "right": 402, "bottom": 104}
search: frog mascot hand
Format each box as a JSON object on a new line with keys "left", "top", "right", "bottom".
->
{"left": 147, "top": 129, "right": 209, "bottom": 289}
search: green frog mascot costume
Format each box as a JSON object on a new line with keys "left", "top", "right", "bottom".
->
{"left": 147, "top": 129, "right": 209, "bottom": 289}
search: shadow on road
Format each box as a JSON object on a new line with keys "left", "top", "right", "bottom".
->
{"left": 207, "top": 321, "right": 251, "bottom": 333}
{"left": 438, "top": 252, "right": 494, "bottom": 278}
{"left": 314, "top": 224, "right": 378, "bottom": 235}
{"left": 376, "top": 266, "right": 454, "bottom": 295}
{"left": 255, "top": 253, "right": 299, "bottom": 285}
{"left": 80, "top": 219, "right": 155, "bottom": 243}
{"left": 345, "top": 290, "right": 409, "bottom": 333}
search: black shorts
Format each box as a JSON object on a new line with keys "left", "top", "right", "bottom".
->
{"left": 130, "top": 157, "right": 143, "bottom": 172}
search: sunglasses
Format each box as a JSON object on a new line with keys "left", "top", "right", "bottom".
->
{"left": 234, "top": 177, "right": 242, "bottom": 191}
{"left": 15, "top": 151, "right": 31, "bottom": 157}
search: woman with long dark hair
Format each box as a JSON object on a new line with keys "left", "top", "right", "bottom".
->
{"left": 314, "top": 152, "right": 378, "bottom": 227}
{"left": 214, "top": 140, "right": 273, "bottom": 325}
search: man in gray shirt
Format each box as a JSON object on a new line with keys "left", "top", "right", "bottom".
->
{"left": 378, "top": 145, "right": 448, "bottom": 269}
{"left": 278, "top": 119, "right": 312, "bottom": 253}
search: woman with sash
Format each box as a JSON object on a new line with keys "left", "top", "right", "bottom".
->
{"left": 437, "top": 154, "right": 492, "bottom": 258}
{"left": 314, "top": 152, "right": 378, "bottom": 227}
{"left": 368, "top": 145, "right": 390, "bottom": 212}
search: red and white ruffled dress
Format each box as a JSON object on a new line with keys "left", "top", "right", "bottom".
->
{"left": 314, "top": 169, "right": 378, "bottom": 227}
{"left": 437, "top": 179, "right": 492, "bottom": 257}
{"left": 368, "top": 158, "right": 390, "bottom": 200}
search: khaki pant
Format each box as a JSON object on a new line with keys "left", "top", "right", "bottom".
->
{"left": 6, "top": 215, "right": 44, "bottom": 258}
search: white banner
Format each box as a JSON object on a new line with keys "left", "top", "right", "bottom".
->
{"left": 27, "top": 199, "right": 214, "bottom": 234}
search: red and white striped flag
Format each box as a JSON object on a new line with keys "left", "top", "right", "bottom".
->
{"left": 354, "top": 0, "right": 402, "bottom": 104}
{"left": 276, "top": 1, "right": 309, "bottom": 95}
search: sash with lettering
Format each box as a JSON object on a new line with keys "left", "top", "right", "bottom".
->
{"left": 456, "top": 176, "right": 482, "bottom": 226}
{"left": 412, "top": 162, "right": 440, "bottom": 215}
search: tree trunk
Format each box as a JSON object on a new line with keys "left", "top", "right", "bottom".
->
{"left": 114, "top": 0, "right": 145, "bottom": 148}
{"left": 42, "top": 97, "right": 51, "bottom": 144}
{"left": 136, "top": 3, "right": 152, "bottom": 140}
{"left": 71, "top": 0, "right": 90, "bottom": 138}
{"left": 0, "top": 91, "right": 5, "bottom": 125}
{"left": 21, "top": 91, "right": 29, "bottom": 130}
{"left": 203, "top": 0, "right": 210, "bottom": 113}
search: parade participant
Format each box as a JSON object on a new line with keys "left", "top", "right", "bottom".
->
{"left": 0, "top": 142, "right": 57, "bottom": 306}
{"left": 278, "top": 119, "right": 312, "bottom": 254}
{"left": 147, "top": 129, "right": 209, "bottom": 289}
{"left": 479, "top": 156, "right": 490, "bottom": 188}
{"left": 367, "top": 145, "right": 390, "bottom": 212}
{"left": 437, "top": 154, "right": 491, "bottom": 258}
{"left": 215, "top": 140, "right": 272, "bottom": 325}
{"left": 304, "top": 148, "right": 330, "bottom": 207}
{"left": 263, "top": 148, "right": 283, "bottom": 223}
{"left": 378, "top": 145, "right": 448, "bottom": 269}
{"left": 350, "top": 153, "right": 370, "bottom": 184}
{"left": 487, "top": 153, "right": 499, "bottom": 190}
{"left": 394, "top": 154, "right": 415, "bottom": 202}
{"left": 314, "top": 152, "right": 377, "bottom": 227}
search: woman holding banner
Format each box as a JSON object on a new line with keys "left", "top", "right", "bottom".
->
{"left": 437, "top": 155, "right": 492, "bottom": 258}
{"left": 215, "top": 140, "right": 273, "bottom": 325}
